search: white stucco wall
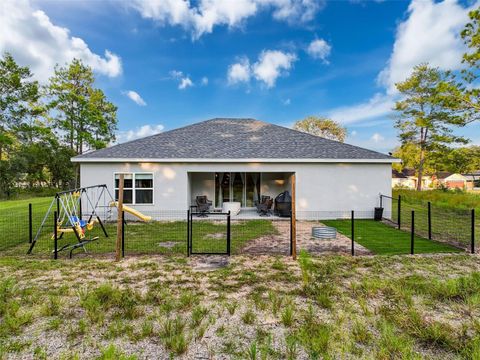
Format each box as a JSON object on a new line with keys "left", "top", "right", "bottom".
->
{"left": 79, "top": 162, "right": 391, "bottom": 217}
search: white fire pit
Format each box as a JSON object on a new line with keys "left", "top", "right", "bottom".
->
{"left": 312, "top": 226, "right": 337, "bottom": 239}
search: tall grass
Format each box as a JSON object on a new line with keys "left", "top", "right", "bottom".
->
{"left": 394, "top": 189, "right": 480, "bottom": 210}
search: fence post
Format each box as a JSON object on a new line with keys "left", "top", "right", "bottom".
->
{"left": 472, "top": 209, "right": 475, "bottom": 254}
{"left": 227, "top": 211, "right": 231, "bottom": 256}
{"left": 398, "top": 195, "right": 401, "bottom": 230}
{"left": 290, "top": 210, "right": 293, "bottom": 256}
{"left": 121, "top": 211, "right": 125, "bottom": 258}
{"left": 187, "top": 209, "right": 190, "bottom": 257}
{"left": 53, "top": 211, "right": 58, "bottom": 260}
{"left": 351, "top": 210, "right": 355, "bottom": 256}
{"left": 410, "top": 210, "right": 415, "bottom": 255}
{"left": 380, "top": 195, "right": 383, "bottom": 208}
{"left": 28, "top": 203, "right": 33, "bottom": 244}
{"left": 189, "top": 210, "right": 193, "bottom": 255}
{"left": 428, "top": 201, "right": 432, "bottom": 240}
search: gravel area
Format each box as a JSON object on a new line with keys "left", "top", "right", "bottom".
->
{"left": 240, "top": 221, "right": 372, "bottom": 255}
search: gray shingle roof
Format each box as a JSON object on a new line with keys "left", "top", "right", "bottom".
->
{"left": 73, "top": 118, "right": 395, "bottom": 161}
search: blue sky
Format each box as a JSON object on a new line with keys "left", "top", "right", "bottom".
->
{"left": 1, "top": 0, "right": 479, "bottom": 152}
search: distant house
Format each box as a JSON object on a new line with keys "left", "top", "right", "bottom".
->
{"left": 72, "top": 118, "right": 399, "bottom": 217}
{"left": 392, "top": 169, "right": 416, "bottom": 189}
{"left": 463, "top": 171, "right": 480, "bottom": 190}
{"left": 392, "top": 169, "right": 434, "bottom": 189}
{"left": 432, "top": 171, "right": 452, "bottom": 188}
{"left": 440, "top": 172, "right": 480, "bottom": 190}
{"left": 443, "top": 173, "right": 468, "bottom": 190}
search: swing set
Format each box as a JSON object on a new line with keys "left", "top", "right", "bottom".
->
{"left": 27, "top": 184, "right": 115, "bottom": 258}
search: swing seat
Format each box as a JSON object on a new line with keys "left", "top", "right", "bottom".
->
{"left": 68, "top": 215, "right": 87, "bottom": 228}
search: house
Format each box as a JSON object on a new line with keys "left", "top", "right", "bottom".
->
{"left": 462, "top": 171, "right": 480, "bottom": 191}
{"left": 440, "top": 172, "right": 480, "bottom": 190}
{"left": 392, "top": 169, "right": 416, "bottom": 189}
{"left": 392, "top": 169, "right": 434, "bottom": 189}
{"left": 71, "top": 118, "right": 399, "bottom": 218}
{"left": 431, "top": 171, "right": 452, "bottom": 189}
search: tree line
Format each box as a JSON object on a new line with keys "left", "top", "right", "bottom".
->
{"left": 0, "top": 55, "right": 117, "bottom": 198}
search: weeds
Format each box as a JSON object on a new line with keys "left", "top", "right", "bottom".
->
{"left": 191, "top": 305, "right": 209, "bottom": 328}
{"left": 242, "top": 308, "right": 256, "bottom": 325}
{"left": 97, "top": 344, "right": 137, "bottom": 360}
{"left": 159, "top": 316, "right": 189, "bottom": 355}
{"left": 225, "top": 300, "right": 238, "bottom": 315}
{"left": 281, "top": 304, "right": 294, "bottom": 327}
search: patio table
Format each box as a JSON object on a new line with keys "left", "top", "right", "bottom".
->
{"left": 222, "top": 202, "right": 241, "bottom": 216}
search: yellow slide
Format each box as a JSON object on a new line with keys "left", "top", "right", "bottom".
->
{"left": 110, "top": 202, "right": 152, "bottom": 222}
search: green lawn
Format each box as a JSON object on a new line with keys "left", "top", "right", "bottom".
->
{"left": 323, "top": 219, "right": 462, "bottom": 255}
{"left": 4, "top": 217, "right": 278, "bottom": 258}
{"left": 0, "top": 196, "right": 278, "bottom": 257}
{"left": 0, "top": 197, "right": 53, "bottom": 251}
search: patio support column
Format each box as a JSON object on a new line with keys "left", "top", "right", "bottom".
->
{"left": 291, "top": 173, "right": 296, "bottom": 260}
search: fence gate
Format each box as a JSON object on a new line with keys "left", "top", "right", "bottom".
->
{"left": 187, "top": 211, "right": 231, "bottom": 256}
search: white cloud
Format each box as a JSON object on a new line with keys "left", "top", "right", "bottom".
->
{"left": 270, "top": 0, "right": 323, "bottom": 24}
{"left": 130, "top": 0, "right": 324, "bottom": 39}
{"left": 169, "top": 70, "right": 184, "bottom": 78}
{"left": 371, "top": 132, "right": 385, "bottom": 143}
{"left": 252, "top": 50, "right": 297, "bottom": 88}
{"left": 178, "top": 77, "right": 193, "bottom": 89}
{"left": 283, "top": 98, "right": 291, "bottom": 105}
{"left": 378, "top": 0, "right": 470, "bottom": 94}
{"left": 117, "top": 124, "right": 165, "bottom": 143}
{"left": 227, "top": 57, "right": 251, "bottom": 85}
{"left": 123, "top": 90, "right": 146, "bottom": 106}
{"left": 201, "top": 76, "right": 209, "bottom": 85}
{"left": 0, "top": 0, "right": 122, "bottom": 83}
{"left": 307, "top": 38, "right": 331, "bottom": 62}
{"left": 328, "top": 93, "right": 395, "bottom": 124}
{"left": 326, "top": 0, "right": 473, "bottom": 125}
{"left": 170, "top": 70, "right": 194, "bottom": 89}
{"left": 227, "top": 50, "right": 296, "bottom": 88}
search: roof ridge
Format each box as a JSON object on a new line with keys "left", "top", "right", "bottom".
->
{"left": 266, "top": 122, "right": 392, "bottom": 158}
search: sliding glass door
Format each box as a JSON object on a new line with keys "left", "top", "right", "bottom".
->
{"left": 215, "top": 172, "right": 260, "bottom": 208}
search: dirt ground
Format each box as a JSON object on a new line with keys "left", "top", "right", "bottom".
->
{"left": 240, "top": 221, "right": 372, "bottom": 255}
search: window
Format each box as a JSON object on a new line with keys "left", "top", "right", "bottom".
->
{"left": 115, "top": 173, "right": 153, "bottom": 204}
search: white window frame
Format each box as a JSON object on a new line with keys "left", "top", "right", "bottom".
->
{"left": 114, "top": 172, "right": 154, "bottom": 205}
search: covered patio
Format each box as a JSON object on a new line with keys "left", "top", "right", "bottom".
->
{"left": 188, "top": 172, "right": 294, "bottom": 217}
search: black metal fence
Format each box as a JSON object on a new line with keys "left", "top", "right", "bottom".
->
{"left": 379, "top": 194, "right": 476, "bottom": 253}
{"left": 0, "top": 200, "right": 475, "bottom": 258}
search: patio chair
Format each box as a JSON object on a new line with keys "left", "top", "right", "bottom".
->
{"left": 254, "top": 196, "right": 270, "bottom": 210}
{"left": 256, "top": 197, "right": 273, "bottom": 216}
{"left": 196, "top": 195, "right": 212, "bottom": 217}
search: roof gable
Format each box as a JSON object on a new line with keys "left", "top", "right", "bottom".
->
{"left": 73, "top": 118, "right": 396, "bottom": 162}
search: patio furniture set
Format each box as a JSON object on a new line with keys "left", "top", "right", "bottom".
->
{"left": 192, "top": 191, "right": 292, "bottom": 217}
